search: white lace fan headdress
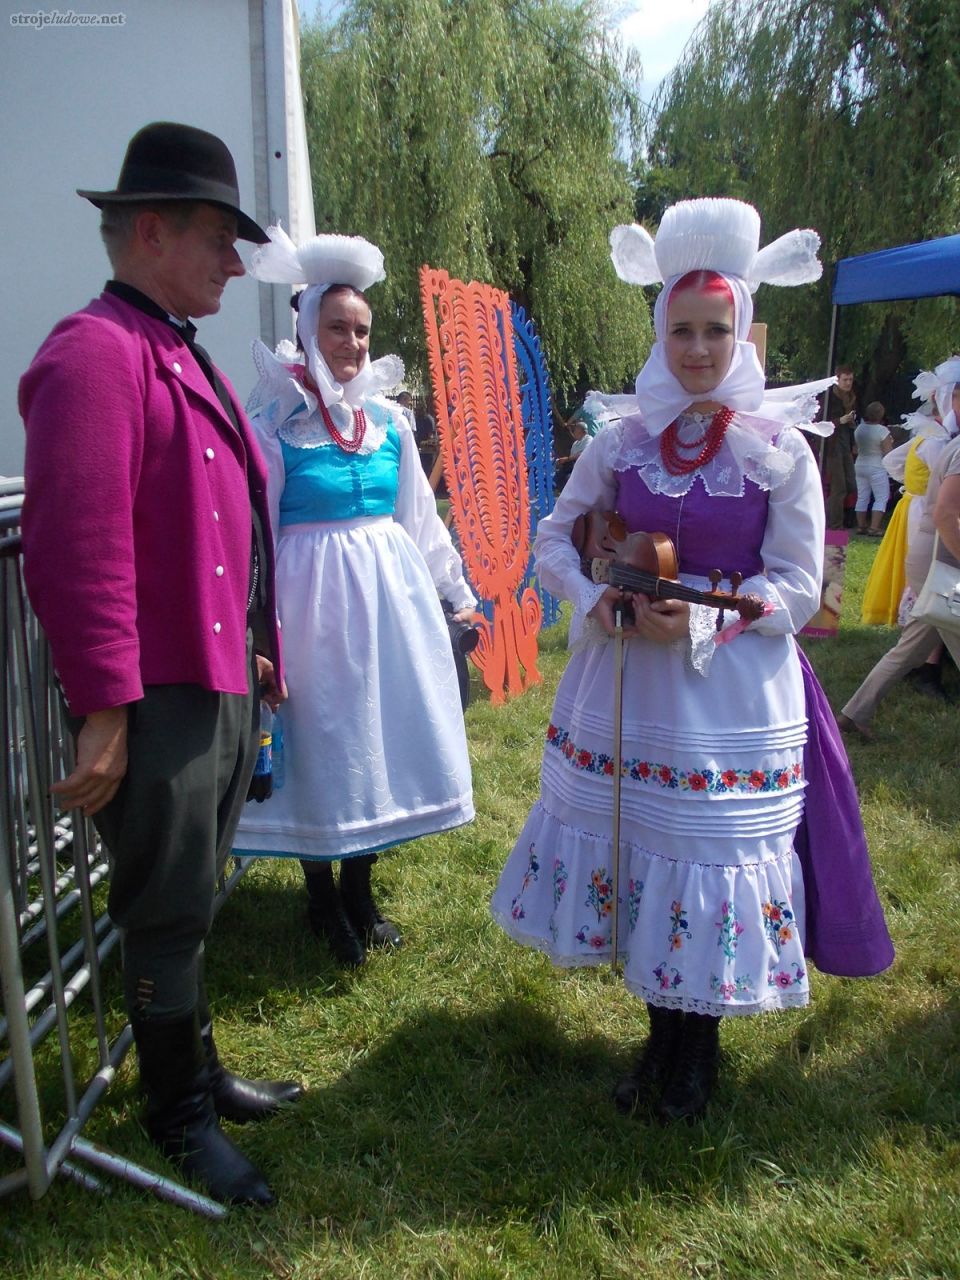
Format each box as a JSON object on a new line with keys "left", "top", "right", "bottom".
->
{"left": 606, "top": 198, "right": 832, "bottom": 435}
{"left": 912, "top": 356, "right": 960, "bottom": 437}
{"left": 248, "top": 224, "right": 403, "bottom": 410}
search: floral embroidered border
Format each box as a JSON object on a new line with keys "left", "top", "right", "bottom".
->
{"left": 545, "top": 722, "right": 803, "bottom": 795}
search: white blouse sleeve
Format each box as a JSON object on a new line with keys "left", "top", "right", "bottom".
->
{"left": 390, "top": 405, "right": 477, "bottom": 611}
{"left": 883, "top": 438, "right": 911, "bottom": 483}
{"left": 534, "top": 428, "right": 621, "bottom": 644}
{"left": 732, "top": 426, "right": 826, "bottom": 635}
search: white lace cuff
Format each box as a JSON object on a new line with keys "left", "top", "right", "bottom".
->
{"left": 687, "top": 603, "right": 718, "bottom": 676}
{"left": 568, "top": 579, "right": 609, "bottom": 651}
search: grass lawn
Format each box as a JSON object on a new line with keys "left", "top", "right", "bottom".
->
{"left": 1, "top": 534, "right": 958, "bottom": 1278}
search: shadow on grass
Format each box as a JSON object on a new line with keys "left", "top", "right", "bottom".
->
{"left": 256, "top": 988, "right": 960, "bottom": 1228}
{"left": 6, "top": 912, "right": 958, "bottom": 1270}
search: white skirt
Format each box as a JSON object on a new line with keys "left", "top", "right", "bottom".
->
{"left": 491, "top": 627, "right": 811, "bottom": 1017}
{"left": 234, "top": 515, "right": 474, "bottom": 859}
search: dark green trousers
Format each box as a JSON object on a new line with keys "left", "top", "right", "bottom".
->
{"left": 83, "top": 634, "right": 259, "bottom": 1018}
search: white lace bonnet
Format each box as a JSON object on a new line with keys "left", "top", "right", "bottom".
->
{"left": 911, "top": 356, "right": 960, "bottom": 436}
{"left": 248, "top": 224, "right": 403, "bottom": 409}
{"left": 605, "top": 198, "right": 831, "bottom": 434}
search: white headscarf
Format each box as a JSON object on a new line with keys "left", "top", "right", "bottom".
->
{"left": 605, "top": 198, "right": 834, "bottom": 435}
{"left": 248, "top": 224, "right": 403, "bottom": 409}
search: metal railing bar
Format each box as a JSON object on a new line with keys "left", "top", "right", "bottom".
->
{"left": 71, "top": 818, "right": 113, "bottom": 1066}
{"left": 0, "top": 1123, "right": 104, "bottom": 1194}
{"left": 0, "top": 924, "right": 123, "bottom": 1094}
{"left": 18, "top": 861, "right": 110, "bottom": 946}
{"left": 0, "top": 911, "right": 115, "bottom": 1048}
{"left": 67, "top": 1136, "right": 227, "bottom": 1219}
{"left": 9, "top": 576, "right": 79, "bottom": 1120}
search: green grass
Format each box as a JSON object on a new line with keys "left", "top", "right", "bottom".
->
{"left": 2, "top": 535, "right": 959, "bottom": 1279}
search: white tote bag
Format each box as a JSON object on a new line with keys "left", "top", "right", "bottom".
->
{"left": 911, "top": 534, "right": 960, "bottom": 634}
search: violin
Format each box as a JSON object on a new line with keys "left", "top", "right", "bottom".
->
{"left": 571, "top": 510, "right": 765, "bottom": 628}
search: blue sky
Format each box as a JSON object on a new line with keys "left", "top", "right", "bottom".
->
{"left": 296, "top": 1, "right": 713, "bottom": 103}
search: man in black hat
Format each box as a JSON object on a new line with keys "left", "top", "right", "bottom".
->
{"left": 19, "top": 123, "right": 302, "bottom": 1207}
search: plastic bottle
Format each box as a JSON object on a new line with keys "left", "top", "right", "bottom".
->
{"left": 271, "top": 711, "right": 285, "bottom": 791}
{"left": 248, "top": 703, "right": 273, "bottom": 802}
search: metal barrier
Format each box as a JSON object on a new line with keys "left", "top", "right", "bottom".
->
{"left": 0, "top": 501, "right": 251, "bottom": 1217}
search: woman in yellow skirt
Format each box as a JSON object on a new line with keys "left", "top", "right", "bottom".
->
{"left": 861, "top": 363, "right": 960, "bottom": 626}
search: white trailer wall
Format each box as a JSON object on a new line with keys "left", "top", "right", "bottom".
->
{"left": 0, "top": 0, "right": 314, "bottom": 476}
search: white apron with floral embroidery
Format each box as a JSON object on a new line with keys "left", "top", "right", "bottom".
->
{"left": 491, "top": 413, "right": 825, "bottom": 1017}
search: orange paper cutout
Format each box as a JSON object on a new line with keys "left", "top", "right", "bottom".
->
{"left": 420, "top": 266, "right": 542, "bottom": 704}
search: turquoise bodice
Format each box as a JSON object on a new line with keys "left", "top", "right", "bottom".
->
{"left": 278, "top": 403, "right": 402, "bottom": 526}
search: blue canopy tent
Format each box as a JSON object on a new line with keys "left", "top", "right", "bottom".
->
{"left": 826, "top": 231, "right": 960, "bottom": 374}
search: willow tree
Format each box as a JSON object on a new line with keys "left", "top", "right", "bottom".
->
{"left": 300, "top": 0, "right": 652, "bottom": 400}
{"left": 640, "top": 0, "right": 960, "bottom": 395}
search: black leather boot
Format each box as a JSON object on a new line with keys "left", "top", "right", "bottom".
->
{"left": 302, "top": 860, "right": 367, "bottom": 967}
{"left": 657, "top": 1011, "right": 720, "bottom": 1123}
{"left": 195, "top": 965, "right": 304, "bottom": 1122}
{"left": 340, "top": 853, "right": 402, "bottom": 949}
{"left": 613, "top": 1004, "right": 684, "bottom": 1115}
{"left": 132, "top": 1011, "right": 276, "bottom": 1206}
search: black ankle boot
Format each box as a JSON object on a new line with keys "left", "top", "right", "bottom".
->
{"left": 302, "top": 860, "right": 367, "bottom": 967}
{"left": 132, "top": 1011, "right": 276, "bottom": 1206}
{"left": 657, "top": 1012, "right": 720, "bottom": 1123}
{"left": 340, "top": 853, "right": 402, "bottom": 949}
{"left": 198, "top": 1020, "right": 304, "bottom": 1124}
{"left": 195, "top": 968, "right": 304, "bottom": 1123}
{"left": 613, "top": 1004, "right": 684, "bottom": 1115}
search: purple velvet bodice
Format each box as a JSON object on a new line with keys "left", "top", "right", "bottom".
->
{"left": 616, "top": 469, "right": 769, "bottom": 580}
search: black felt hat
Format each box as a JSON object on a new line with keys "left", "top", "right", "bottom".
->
{"left": 77, "top": 121, "right": 268, "bottom": 244}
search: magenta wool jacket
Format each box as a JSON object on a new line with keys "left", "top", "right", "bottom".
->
{"left": 20, "top": 292, "right": 282, "bottom": 717}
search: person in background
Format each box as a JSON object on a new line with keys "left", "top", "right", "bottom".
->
{"left": 823, "top": 365, "right": 857, "bottom": 529}
{"left": 853, "top": 401, "right": 893, "bottom": 536}
{"left": 840, "top": 365, "right": 960, "bottom": 736}
{"left": 394, "top": 389, "right": 417, "bottom": 431}
{"left": 554, "top": 418, "right": 590, "bottom": 491}
{"left": 19, "top": 123, "right": 301, "bottom": 1208}
{"left": 860, "top": 366, "right": 960, "bottom": 638}
{"left": 492, "top": 198, "right": 892, "bottom": 1125}
{"left": 233, "top": 227, "right": 475, "bottom": 967}
{"left": 414, "top": 393, "right": 439, "bottom": 476}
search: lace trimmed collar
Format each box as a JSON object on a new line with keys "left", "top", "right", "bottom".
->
{"left": 246, "top": 339, "right": 392, "bottom": 454}
{"left": 613, "top": 410, "right": 798, "bottom": 497}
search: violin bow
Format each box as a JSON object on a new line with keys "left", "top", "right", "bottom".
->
{"left": 610, "top": 603, "right": 625, "bottom": 973}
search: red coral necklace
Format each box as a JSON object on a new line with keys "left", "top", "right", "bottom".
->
{"left": 659, "top": 406, "right": 734, "bottom": 475}
{"left": 318, "top": 398, "right": 367, "bottom": 454}
{"left": 301, "top": 370, "right": 368, "bottom": 453}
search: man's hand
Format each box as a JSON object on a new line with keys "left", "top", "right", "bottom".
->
{"left": 256, "top": 655, "right": 286, "bottom": 711}
{"left": 51, "top": 706, "right": 128, "bottom": 817}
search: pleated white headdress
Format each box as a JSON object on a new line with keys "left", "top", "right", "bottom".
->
{"left": 249, "top": 224, "right": 402, "bottom": 409}
{"left": 607, "top": 198, "right": 831, "bottom": 434}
